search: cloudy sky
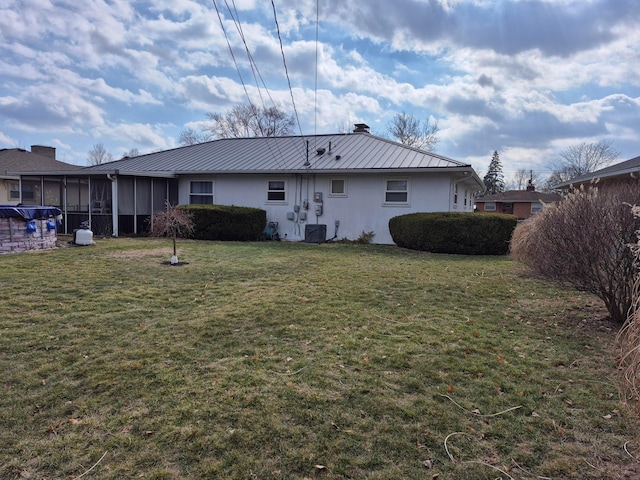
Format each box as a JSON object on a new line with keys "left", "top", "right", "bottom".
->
{"left": 1, "top": 0, "right": 639, "bottom": 181}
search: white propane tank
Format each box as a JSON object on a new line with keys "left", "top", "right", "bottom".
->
{"left": 74, "top": 228, "right": 94, "bottom": 246}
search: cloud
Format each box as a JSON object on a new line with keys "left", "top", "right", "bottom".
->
{"left": 0, "top": 85, "right": 106, "bottom": 132}
{"left": 93, "top": 122, "right": 172, "bottom": 150}
{"left": 0, "top": 130, "right": 17, "bottom": 147}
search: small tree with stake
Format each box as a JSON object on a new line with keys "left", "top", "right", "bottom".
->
{"left": 149, "top": 202, "right": 195, "bottom": 265}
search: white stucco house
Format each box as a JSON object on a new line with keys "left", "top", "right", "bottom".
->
{"left": 10, "top": 125, "right": 484, "bottom": 244}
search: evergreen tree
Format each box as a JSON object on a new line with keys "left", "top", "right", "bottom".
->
{"left": 482, "top": 151, "right": 505, "bottom": 195}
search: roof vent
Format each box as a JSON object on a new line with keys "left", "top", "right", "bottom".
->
{"left": 316, "top": 147, "right": 326, "bottom": 155}
{"left": 353, "top": 123, "right": 370, "bottom": 133}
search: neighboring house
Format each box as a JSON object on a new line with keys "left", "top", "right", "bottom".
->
{"left": 553, "top": 155, "right": 640, "bottom": 189}
{"left": 475, "top": 182, "right": 561, "bottom": 220}
{"left": 0, "top": 146, "right": 77, "bottom": 205}
{"left": 10, "top": 125, "right": 484, "bottom": 244}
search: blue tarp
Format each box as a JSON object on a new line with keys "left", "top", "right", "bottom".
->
{"left": 0, "top": 205, "right": 62, "bottom": 220}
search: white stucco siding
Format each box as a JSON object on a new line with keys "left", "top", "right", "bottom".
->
{"left": 178, "top": 172, "right": 471, "bottom": 244}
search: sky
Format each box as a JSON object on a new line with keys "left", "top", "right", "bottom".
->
{"left": 1, "top": 0, "right": 639, "bottom": 183}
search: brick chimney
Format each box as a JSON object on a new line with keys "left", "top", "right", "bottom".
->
{"left": 31, "top": 145, "right": 56, "bottom": 159}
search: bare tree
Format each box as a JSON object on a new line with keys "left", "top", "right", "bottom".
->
{"left": 121, "top": 148, "right": 139, "bottom": 159}
{"left": 179, "top": 128, "right": 209, "bottom": 146}
{"left": 149, "top": 202, "right": 195, "bottom": 265}
{"left": 505, "top": 169, "right": 543, "bottom": 190}
{"left": 88, "top": 143, "right": 114, "bottom": 165}
{"left": 548, "top": 140, "right": 620, "bottom": 183}
{"left": 206, "top": 103, "right": 295, "bottom": 139}
{"left": 386, "top": 112, "right": 439, "bottom": 151}
{"left": 178, "top": 103, "right": 296, "bottom": 145}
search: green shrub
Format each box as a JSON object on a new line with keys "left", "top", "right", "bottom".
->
{"left": 181, "top": 204, "right": 266, "bottom": 241}
{"left": 389, "top": 212, "right": 517, "bottom": 255}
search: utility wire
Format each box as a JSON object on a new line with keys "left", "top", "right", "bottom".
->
{"left": 211, "top": 0, "right": 251, "bottom": 106}
{"left": 224, "top": 0, "right": 293, "bottom": 168}
{"left": 314, "top": 0, "right": 319, "bottom": 148}
{"left": 211, "top": 0, "right": 293, "bottom": 171}
{"left": 270, "top": 0, "right": 304, "bottom": 140}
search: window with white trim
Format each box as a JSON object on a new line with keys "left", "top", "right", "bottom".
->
{"left": 454, "top": 183, "right": 458, "bottom": 205}
{"left": 8, "top": 181, "right": 20, "bottom": 201}
{"left": 267, "top": 180, "right": 286, "bottom": 202}
{"left": 531, "top": 202, "right": 543, "bottom": 214}
{"left": 384, "top": 179, "right": 409, "bottom": 204}
{"left": 330, "top": 178, "right": 347, "bottom": 197}
{"left": 190, "top": 181, "right": 213, "bottom": 204}
{"left": 484, "top": 202, "right": 496, "bottom": 211}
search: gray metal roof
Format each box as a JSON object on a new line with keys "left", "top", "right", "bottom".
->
{"left": 553, "top": 155, "right": 640, "bottom": 188}
{"left": 7, "top": 132, "right": 484, "bottom": 191}
{"left": 83, "top": 132, "right": 474, "bottom": 175}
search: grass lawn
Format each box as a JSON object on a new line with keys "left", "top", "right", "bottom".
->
{"left": 0, "top": 238, "right": 638, "bottom": 479}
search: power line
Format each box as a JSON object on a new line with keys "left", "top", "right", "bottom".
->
{"left": 211, "top": 0, "right": 251, "bottom": 105}
{"left": 270, "top": 0, "right": 304, "bottom": 139}
{"left": 210, "top": 0, "right": 295, "bottom": 171}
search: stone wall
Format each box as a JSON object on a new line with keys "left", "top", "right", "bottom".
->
{"left": 0, "top": 217, "right": 58, "bottom": 253}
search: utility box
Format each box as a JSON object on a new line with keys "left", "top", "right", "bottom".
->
{"left": 304, "top": 224, "right": 326, "bottom": 243}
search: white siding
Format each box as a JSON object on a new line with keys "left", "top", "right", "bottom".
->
{"left": 179, "top": 172, "right": 477, "bottom": 244}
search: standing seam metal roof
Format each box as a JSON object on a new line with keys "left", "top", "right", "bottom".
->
{"left": 83, "top": 132, "right": 473, "bottom": 174}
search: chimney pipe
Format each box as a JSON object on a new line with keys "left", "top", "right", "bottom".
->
{"left": 31, "top": 145, "right": 56, "bottom": 160}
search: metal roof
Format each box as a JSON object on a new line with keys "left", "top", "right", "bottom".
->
{"left": 553, "top": 155, "right": 640, "bottom": 188}
{"left": 83, "top": 132, "right": 474, "bottom": 175}
{"left": 6, "top": 132, "right": 485, "bottom": 190}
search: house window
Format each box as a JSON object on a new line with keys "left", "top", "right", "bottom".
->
{"left": 267, "top": 180, "right": 286, "bottom": 202}
{"left": 8, "top": 181, "right": 20, "bottom": 201}
{"left": 484, "top": 202, "right": 496, "bottom": 211}
{"left": 384, "top": 179, "right": 409, "bottom": 204}
{"left": 454, "top": 184, "right": 458, "bottom": 205}
{"left": 190, "top": 181, "right": 213, "bottom": 204}
{"left": 330, "top": 178, "right": 347, "bottom": 197}
{"left": 464, "top": 189, "right": 468, "bottom": 206}
{"left": 531, "top": 202, "right": 543, "bottom": 214}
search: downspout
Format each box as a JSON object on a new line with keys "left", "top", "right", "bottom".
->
{"left": 88, "top": 176, "right": 92, "bottom": 227}
{"left": 107, "top": 172, "right": 118, "bottom": 237}
{"left": 450, "top": 173, "right": 471, "bottom": 211}
{"left": 63, "top": 176, "right": 68, "bottom": 235}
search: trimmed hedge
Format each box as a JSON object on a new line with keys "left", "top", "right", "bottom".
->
{"left": 389, "top": 212, "right": 517, "bottom": 255}
{"left": 181, "top": 204, "right": 266, "bottom": 241}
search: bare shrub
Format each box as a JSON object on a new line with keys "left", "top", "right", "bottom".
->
{"left": 616, "top": 206, "right": 640, "bottom": 413}
{"left": 510, "top": 179, "right": 640, "bottom": 324}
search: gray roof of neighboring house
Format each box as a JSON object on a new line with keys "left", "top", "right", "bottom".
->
{"left": 476, "top": 189, "right": 562, "bottom": 203}
{"left": 553, "top": 155, "right": 640, "bottom": 188}
{"left": 1, "top": 148, "right": 77, "bottom": 176}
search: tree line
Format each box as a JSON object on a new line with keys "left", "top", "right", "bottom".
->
{"left": 481, "top": 139, "right": 620, "bottom": 195}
